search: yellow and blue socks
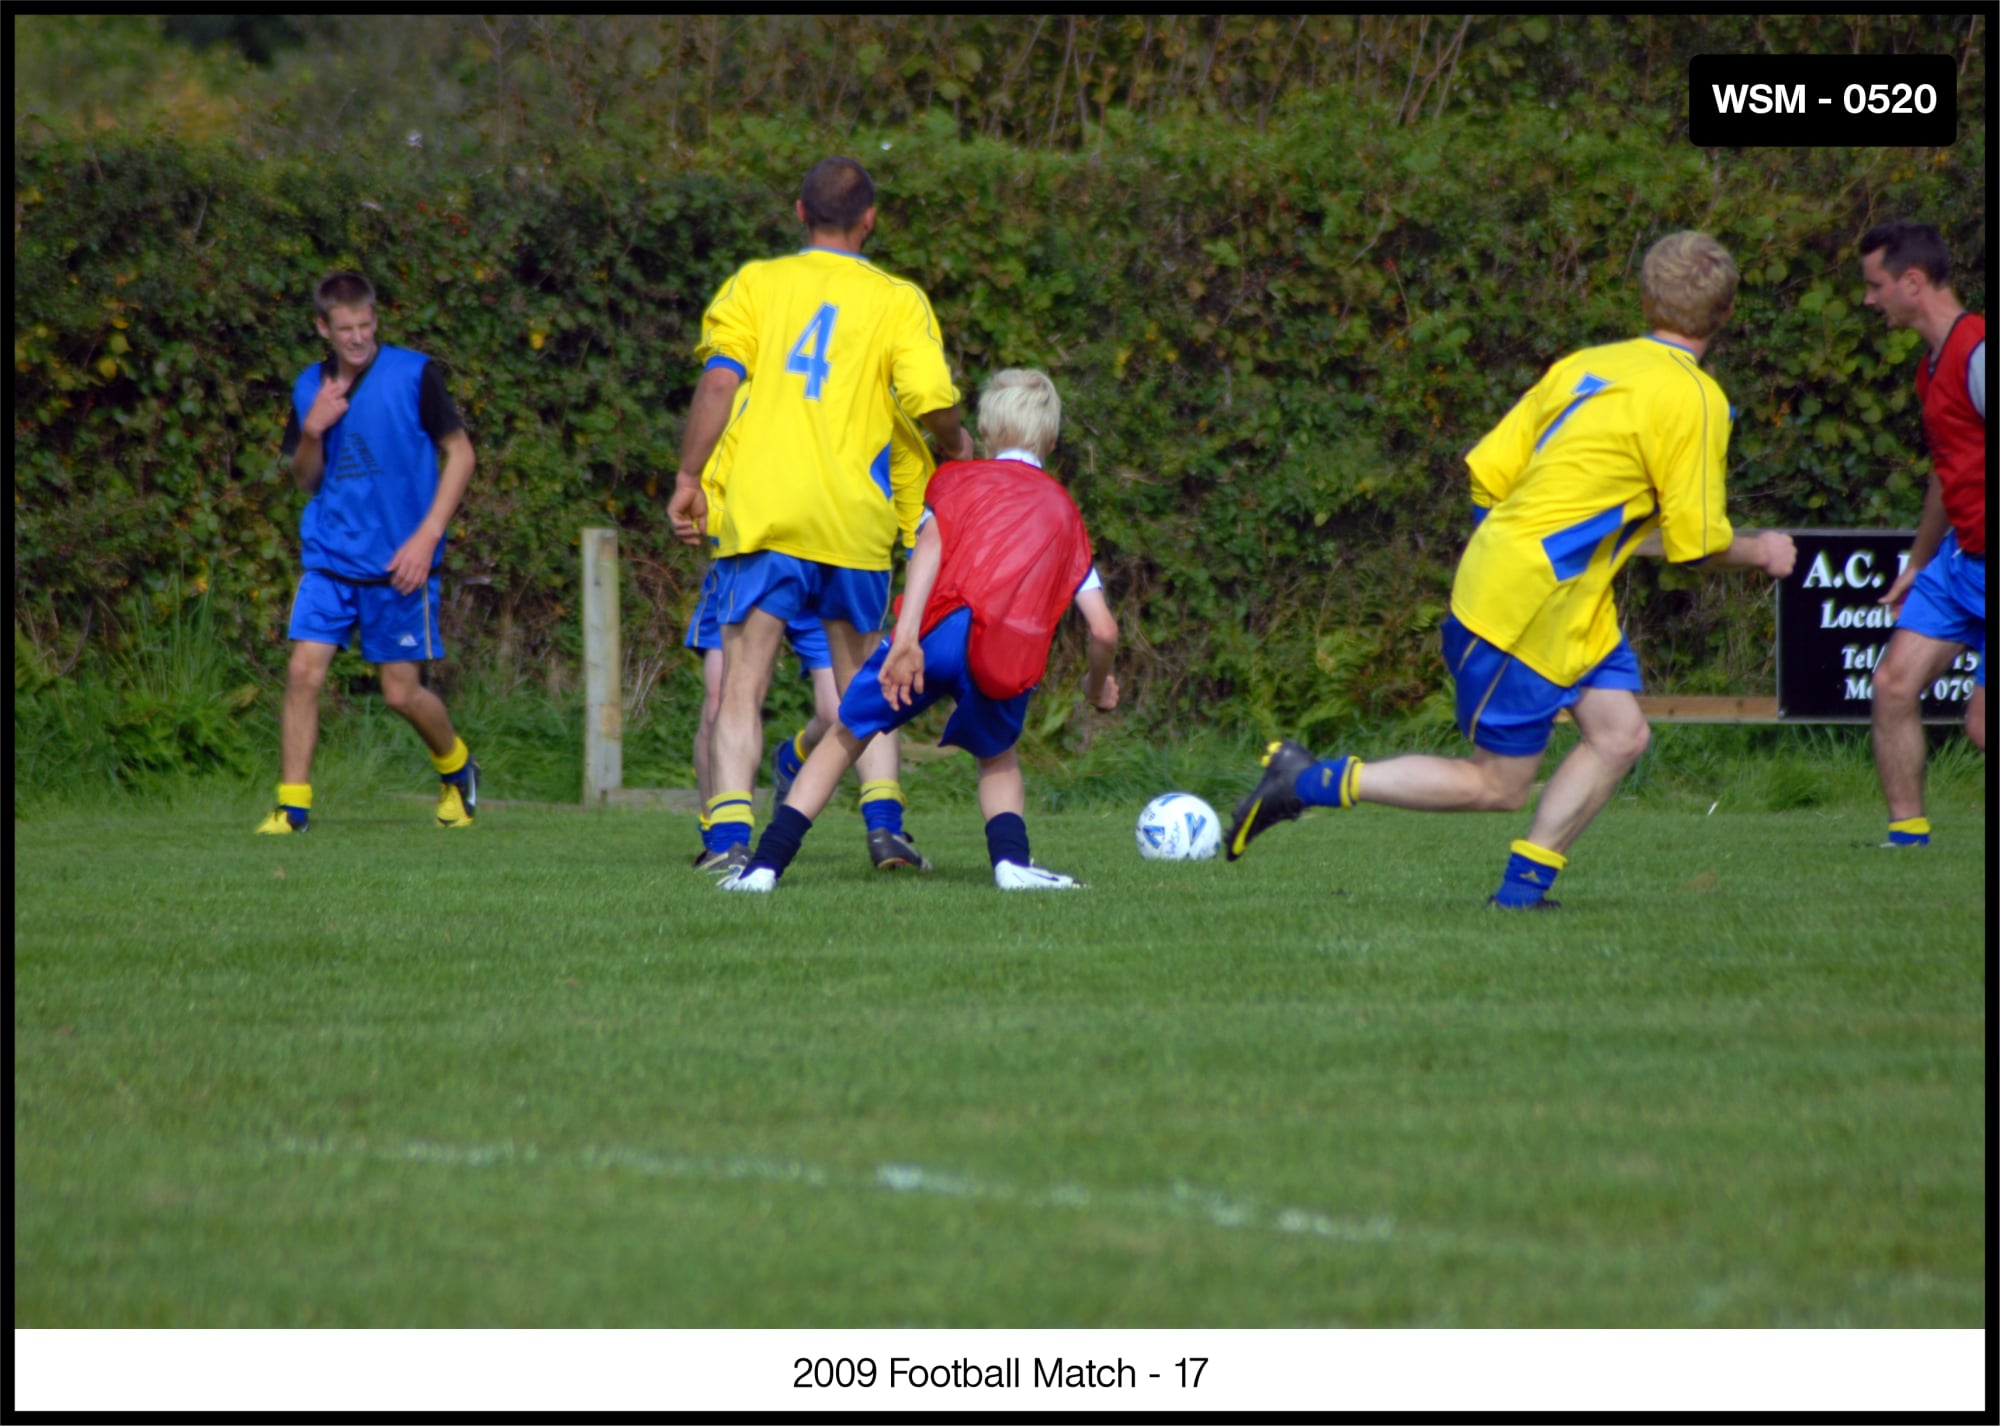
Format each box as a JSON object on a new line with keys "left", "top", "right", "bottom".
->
{"left": 706, "top": 791, "right": 755, "bottom": 851}
{"left": 774, "top": 730, "right": 809, "bottom": 787}
{"left": 432, "top": 736, "right": 473, "bottom": 786}
{"left": 276, "top": 783, "right": 312, "bottom": 830}
{"left": 747, "top": 804, "right": 813, "bottom": 879}
{"left": 985, "top": 812, "right": 1032, "bottom": 869}
{"left": 1492, "top": 839, "right": 1566, "bottom": 908}
{"left": 1885, "top": 816, "right": 1930, "bottom": 847}
{"left": 1295, "top": 755, "right": 1364, "bottom": 809}
{"left": 859, "top": 778, "right": 907, "bottom": 835}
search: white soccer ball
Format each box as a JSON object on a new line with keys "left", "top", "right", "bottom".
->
{"left": 1136, "top": 792, "right": 1222, "bottom": 862}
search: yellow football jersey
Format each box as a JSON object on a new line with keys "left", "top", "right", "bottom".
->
{"left": 696, "top": 248, "right": 958, "bottom": 569}
{"left": 1453, "top": 336, "right": 1736, "bottom": 684}
{"left": 702, "top": 383, "right": 934, "bottom": 554}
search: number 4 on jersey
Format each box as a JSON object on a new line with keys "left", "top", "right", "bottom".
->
{"left": 786, "top": 304, "right": 838, "bottom": 400}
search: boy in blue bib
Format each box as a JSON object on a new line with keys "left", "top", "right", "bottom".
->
{"left": 257, "top": 271, "right": 480, "bottom": 833}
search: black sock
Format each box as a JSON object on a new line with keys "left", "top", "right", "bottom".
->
{"left": 985, "top": 812, "right": 1031, "bottom": 868}
{"left": 748, "top": 804, "right": 814, "bottom": 876}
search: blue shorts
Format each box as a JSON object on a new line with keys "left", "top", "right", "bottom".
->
{"left": 288, "top": 570, "right": 443, "bottom": 664}
{"left": 839, "top": 608, "right": 1032, "bottom": 759}
{"left": 1897, "top": 534, "right": 1986, "bottom": 686}
{"left": 683, "top": 565, "right": 831, "bottom": 671}
{"left": 711, "top": 550, "right": 890, "bottom": 636}
{"left": 1442, "top": 613, "right": 1643, "bottom": 757}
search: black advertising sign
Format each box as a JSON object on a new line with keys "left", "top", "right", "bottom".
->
{"left": 1776, "top": 530, "right": 1980, "bottom": 723}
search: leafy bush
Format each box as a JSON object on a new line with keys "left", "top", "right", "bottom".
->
{"left": 12, "top": 15, "right": 1986, "bottom": 773}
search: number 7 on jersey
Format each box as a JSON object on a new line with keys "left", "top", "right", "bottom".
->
{"left": 786, "top": 304, "right": 838, "bottom": 400}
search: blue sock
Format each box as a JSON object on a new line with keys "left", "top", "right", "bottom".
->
{"left": 1492, "top": 839, "right": 1566, "bottom": 907}
{"left": 1886, "top": 817, "right": 1930, "bottom": 847}
{"left": 1294, "top": 755, "right": 1363, "bottom": 809}
{"left": 859, "top": 779, "right": 906, "bottom": 834}
{"left": 985, "top": 812, "right": 1031, "bottom": 868}
{"left": 748, "top": 804, "right": 814, "bottom": 877}
{"left": 774, "top": 731, "right": 806, "bottom": 783}
{"left": 701, "top": 821, "right": 729, "bottom": 855}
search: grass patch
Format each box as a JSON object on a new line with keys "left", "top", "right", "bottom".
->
{"left": 12, "top": 775, "right": 1985, "bottom": 1328}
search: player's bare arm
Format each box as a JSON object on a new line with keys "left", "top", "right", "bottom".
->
{"left": 669, "top": 366, "right": 740, "bottom": 545}
{"left": 291, "top": 374, "right": 351, "bottom": 492}
{"left": 1075, "top": 587, "right": 1120, "bottom": 711}
{"left": 881, "top": 518, "right": 943, "bottom": 709}
{"left": 1634, "top": 528, "right": 1796, "bottom": 578}
{"left": 386, "top": 429, "right": 475, "bottom": 595}
{"left": 918, "top": 406, "right": 975, "bottom": 462}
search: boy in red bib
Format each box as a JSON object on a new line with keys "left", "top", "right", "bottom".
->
{"left": 720, "top": 370, "right": 1120, "bottom": 892}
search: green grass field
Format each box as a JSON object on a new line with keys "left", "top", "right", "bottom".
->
{"left": 12, "top": 773, "right": 1987, "bottom": 1329}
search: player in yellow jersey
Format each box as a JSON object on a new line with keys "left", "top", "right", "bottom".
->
{"left": 680, "top": 390, "right": 938, "bottom": 872}
{"left": 1226, "top": 231, "right": 1797, "bottom": 908}
{"left": 668, "top": 158, "right": 973, "bottom": 864}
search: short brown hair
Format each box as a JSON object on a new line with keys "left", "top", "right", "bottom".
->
{"left": 313, "top": 271, "right": 376, "bottom": 320}
{"left": 1859, "top": 222, "right": 1950, "bottom": 284}
{"left": 1640, "top": 232, "right": 1737, "bottom": 340}
{"left": 800, "top": 158, "right": 875, "bottom": 231}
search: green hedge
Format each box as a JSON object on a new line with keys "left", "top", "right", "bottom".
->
{"left": 13, "top": 78, "right": 1984, "bottom": 748}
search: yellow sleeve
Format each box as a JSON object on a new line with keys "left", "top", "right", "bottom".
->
{"left": 1652, "top": 376, "right": 1735, "bottom": 563}
{"left": 1464, "top": 375, "right": 1549, "bottom": 510}
{"left": 888, "top": 283, "right": 960, "bottom": 419}
{"left": 888, "top": 404, "right": 936, "bottom": 550}
{"left": 694, "top": 263, "right": 759, "bottom": 376}
{"left": 699, "top": 383, "right": 754, "bottom": 524}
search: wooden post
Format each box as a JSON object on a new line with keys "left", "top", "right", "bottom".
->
{"left": 581, "top": 527, "right": 622, "bottom": 805}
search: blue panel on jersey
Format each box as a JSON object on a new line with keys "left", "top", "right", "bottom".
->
{"left": 1540, "top": 505, "right": 1625, "bottom": 582}
{"left": 869, "top": 441, "right": 893, "bottom": 500}
{"left": 1609, "top": 503, "right": 1656, "bottom": 560}
{"left": 1534, "top": 373, "right": 1611, "bottom": 452}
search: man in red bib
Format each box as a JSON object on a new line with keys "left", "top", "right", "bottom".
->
{"left": 720, "top": 370, "right": 1121, "bottom": 892}
{"left": 1859, "top": 222, "right": 1987, "bottom": 848}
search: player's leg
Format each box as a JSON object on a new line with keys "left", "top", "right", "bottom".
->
{"left": 378, "top": 661, "right": 477, "bottom": 828}
{"left": 819, "top": 615, "right": 924, "bottom": 866}
{"left": 1226, "top": 617, "right": 1538, "bottom": 859}
{"left": 710, "top": 608, "right": 785, "bottom": 855}
{"left": 358, "top": 574, "right": 476, "bottom": 827}
{"left": 721, "top": 722, "right": 872, "bottom": 894}
{"left": 771, "top": 621, "right": 837, "bottom": 801}
{"left": 685, "top": 566, "right": 733, "bottom": 866}
{"left": 1964, "top": 680, "right": 1985, "bottom": 755}
{"left": 1874, "top": 542, "right": 1985, "bottom": 844}
{"left": 814, "top": 600, "right": 919, "bottom": 867}
{"left": 1870, "top": 629, "right": 1961, "bottom": 844}
{"left": 260, "top": 570, "right": 356, "bottom": 833}
{"left": 1353, "top": 749, "right": 1541, "bottom": 813}
{"left": 259, "top": 638, "right": 340, "bottom": 833}
{"left": 978, "top": 748, "right": 1075, "bottom": 890}
{"left": 854, "top": 728, "right": 923, "bottom": 868}
{"left": 1521, "top": 686, "right": 1650, "bottom": 855}
{"left": 1471, "top": 685, "right": 1651, "bottom": 909}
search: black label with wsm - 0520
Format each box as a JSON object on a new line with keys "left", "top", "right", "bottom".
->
{"left": 1689, "top": 54, "right": 1956, "bottom": 147}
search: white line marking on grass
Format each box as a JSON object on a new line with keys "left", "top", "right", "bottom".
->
{"left": 271, "top": 1136, "right": 1393, "bottom": 1245}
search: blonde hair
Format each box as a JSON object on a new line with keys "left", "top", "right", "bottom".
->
{"left": 1640, "top": 231, "right": 1738, "bottom": 340}
{"left": 977, "top": 369, "right": 1062, "bottom": 457}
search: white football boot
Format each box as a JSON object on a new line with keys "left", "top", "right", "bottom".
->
{"left": 716, "top": 866, "right": 778, "bottom": 893}
{"left": 993, "top": 860, "right": 1082, "bottom": 891}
